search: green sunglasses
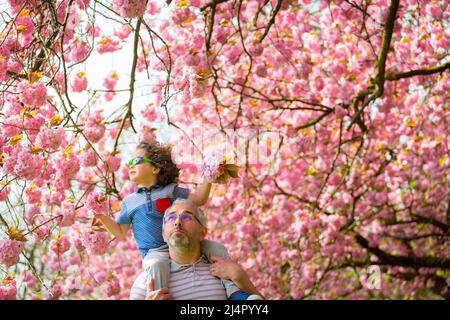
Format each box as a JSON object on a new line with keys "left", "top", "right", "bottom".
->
{"left": 127, "top": 156, "right": 158, "bottom": 167}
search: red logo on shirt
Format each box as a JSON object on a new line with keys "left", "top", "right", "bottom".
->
{"left": 155, "top": 197, "right": 171, "bottom": 214}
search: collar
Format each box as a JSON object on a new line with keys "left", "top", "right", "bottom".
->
{"left": 135, "top": 184, "right": 161, "bottom": 193}
{"left": 171, "top": 254, "right": 208, "bottom": 269}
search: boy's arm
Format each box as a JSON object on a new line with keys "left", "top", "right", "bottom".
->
{"left": 188, "top": 180, "right": 211, "bottom": 206}
{"left": 96, "top": 214, "right": 130, "bottom": 241}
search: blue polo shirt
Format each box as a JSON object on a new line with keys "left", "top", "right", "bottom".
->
{"left": 116, "top": 183, "right": 189, "bottom": 259}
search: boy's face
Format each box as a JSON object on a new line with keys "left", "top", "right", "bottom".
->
{"left": 128, "top": 148, "right": 160, "bottom": 186}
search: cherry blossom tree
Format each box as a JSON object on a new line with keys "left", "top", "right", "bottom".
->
{"left": 0, "top": 0, "right": 449, "bottom": 299}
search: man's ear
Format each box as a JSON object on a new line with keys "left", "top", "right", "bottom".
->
{"left": 199, "top": 227, "right": 208, "bottom": 241}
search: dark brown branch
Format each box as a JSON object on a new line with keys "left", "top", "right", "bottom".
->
{"left": 385, "top": 62, "right": 450, "bottom": 81}
{"left": 259, "top": 0, "right": 283, "bottom": 42}
{"left": 355, "top": 234, "right": 450, "bottom": 269}
{"left": 200, "top": 0, "right": 229, "bottom": 12}
{"left": 373, "top": 0, "right": 399, "bottom": 95}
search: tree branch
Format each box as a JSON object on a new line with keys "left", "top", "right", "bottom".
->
{"left": 385, "top": 62, "right": 450, "bottom": 81}
{"left": 355, "top": 234, "right": 450, "bottom": 269}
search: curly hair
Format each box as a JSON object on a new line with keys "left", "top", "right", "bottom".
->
{"left": 136, "top": 142, "right": 180, "bottom": 186}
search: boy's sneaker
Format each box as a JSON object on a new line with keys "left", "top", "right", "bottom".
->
{"left": 229, "top": 290, "right": 250, "bottom": 300}
{"left": 247, "top": 294, "right": 263, "bottom": 300}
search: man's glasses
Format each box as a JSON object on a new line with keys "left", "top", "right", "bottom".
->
{"left": 164, "top": 211, "right": 200, "bottom": 224}
{"left": 127, "top": 156, "right": 157, "bottom": 168}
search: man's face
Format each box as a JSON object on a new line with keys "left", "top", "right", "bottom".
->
{"left": 127, "top": 148, "right": 160, "bottom": 185}
{"left": 162, "top": 203, "right": 207, "bottom": 249}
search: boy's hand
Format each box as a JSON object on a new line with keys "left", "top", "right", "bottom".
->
{"left": 145, "top": 277, "right": 174, "bottom": 300}
{"left": 91, "top": 216, "right": 108, "bottom": 232}
{"left": 209, "top": 256, "right": 244, "bottom": 283}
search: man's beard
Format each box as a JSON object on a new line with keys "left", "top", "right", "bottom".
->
{"left": 168, "top": 233, "right": 191, "bottom": 248}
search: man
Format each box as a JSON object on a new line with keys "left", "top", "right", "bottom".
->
{"left": 129, "top": 199, "right": 263, "bottom": 300}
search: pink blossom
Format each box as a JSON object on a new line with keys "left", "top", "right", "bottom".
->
{"left": 18, "top": 80, "right": 47, "bottom": 107}
{"left": 84, "top": 192, "right": 109, "bottom": 216}
{"left": 50, "top": 234, "right": 71, "bottom": 255}
{"left": 105, "top": 275, "right": 121, "bottom": 297}
{"left": 24, "top": 204, "right": 40, "bottom": 225}
{"left": 70, "top": 41, "right": 91, "bottom": 63}
{"left": 97, "top": 35, "right": 121, "bottom": 54}
{"left": 114, "top": 25, "right": 131, "bottom": 40}
{"left": 56, "top": 201, "right": 76, "bottom": 227}
{"left": 23, "top": 271, "right": 37, "bottom": 289}
{"left": 10, "top": 147, "right": 44, "bottom": 180}
{"left": 54, "top": 151, "right": 80, "bottom": 181}
{"left": 71, "top": 72, "right": 88, "bottom": 92}
{"left": 0, "top": 187, "right": 9, "bottom": 202}
{"left": 172, "top": 8, "right": 195, "bottom": 25}
{"left": 103, "top": 71, "right": 119, "bottom": 90}
{"left": 81, "top": 231, "right": 109, "bottom": 255}
{"left": 45, "top": 283, "right": 63, "bottom": 300}
{"left": 35, "top": 126, "right": 65, "bottom": 151}
{"left": 6, "top": 0, "right": 27, "bottom": 14}
{"left": 83, "top": 111, "right": 105, "bottom": 143}
{"left": 0, "top": 275, "right": 17, "bottom": 300}
{"left": 247, "top": 41, "right": 264, "bottom": 56}
{"left": 80, "top": 148, "right": 98, "bottom": 167}
{"left": 113, "top": 0, "right": 147, "bottom": 18}
{"left": 200, "top": 150, "right": 222, "bottom": 182}
{"left": 137, "top": 125, "right": 157, "bottom": 144}
{"left": 185, "top": 52, "right": 201, "bottom": 66}
{"left": 0, "top": 239, "right": 23, "bottom": 268}
{"left": 25, "top": 184, "right": 41, "bottom": 204}
{"left": 104, "top": 153, "right": 121, "bottom": 172}
{"left": 33, "top": 224, "right": 51, "bottom": 243}
{"left": 256, "top": 64, "right": 268, "bottom": 77}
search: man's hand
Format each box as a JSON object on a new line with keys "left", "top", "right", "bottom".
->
{"left": 145, "top": 277, "right": 174, "bottom": 300}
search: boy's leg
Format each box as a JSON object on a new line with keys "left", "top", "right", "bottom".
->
{"left": 129, "top": 271, "right": 147, "bottom": 300}
{"left": 201, "top": 239, "right": 243, "bottom": 298}
{"left": 142, "top": 245, "right": 170, "bottom": 290}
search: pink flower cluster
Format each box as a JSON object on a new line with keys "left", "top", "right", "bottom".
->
{"left": 54, "top": 151, "right": 80, "bottom": 181}
{"left": 18, "top": 80, "right": 47, "bottom": 107}
{"left": 0, "top": 276, "right": 16, "bottom": 300}
{"left": 105, "top": 275, "right": 121, "bottom": 297}
{"left": 35, "top": 126, "right": 65, "bottom": 151}
{"left": 103, "top": 72, "right": 119, "bottom": 101}
{"left": 200, "top": 150, "right": 223, "bottom": 182}
{"left": 80, "top": 147, "right": 98, "bottom": 167}
{"left": 81, "top": 231, "right": 109, "bottom": 255}
{"left": 112, "top": 0, "right": 147, "bottom": 18}
{"left": 97, "top": 35, "right": 121, "bottom": 54}
{"left": 0, "top": 187, "right": 10, "bottom": 202}
{"left": 104, "top": 153, "right": 121, "bottom": 172}
{"left": 44, "top": 283, "right": 63, "bottom": 300}
{"left": 24, "top": 204, "right": 40, "bottom": 225}
{"left": 137, "top": 124, "right": 157, "bottom": 144}
{"left": 71, "top": 72, "right": 88, "bottom": 92}
{"left": 0, "top": 239, "right": 23, "bottom": 268}
{"left": 50, "top": 234, "right": 71, "bottom": 255}
{"left": 84, "top": 192, "right": 109, "bottom": 216}
{"left": 25, "top": 184, "right": 41, "bottom": 204}
{"left": 83, "top": 111, "right": 105, "bottom": 143}
{"left": 0, "top": 46, "right": 10, "bottom": 82}
{"left": 70, "top": 41, "right": 91, "bottom": 63}
{"left": 11, "top": 147, "right": 44, "bottom": 180}
{"left": 55, "top": 201, "right": 76, "bottom": 227}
